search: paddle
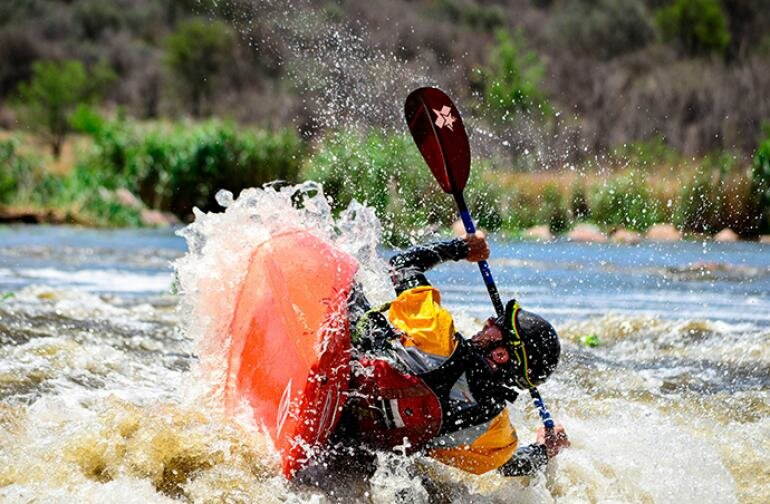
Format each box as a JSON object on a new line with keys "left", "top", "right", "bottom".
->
{"left": 404, "top": 86, "right": 555, "bottom": 431}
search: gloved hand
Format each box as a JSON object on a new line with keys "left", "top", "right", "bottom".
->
{"left": 463, "top": 231, "right": 489, "bottom": 262}
{"left": 536, "top": 423, "right": 570, "bottom": 458}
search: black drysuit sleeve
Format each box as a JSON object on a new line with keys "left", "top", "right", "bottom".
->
{"left": 389, "top": 238, "right": 469, "bottom": 294}
{"left": 348, "top": 238, "right": 468, "bottom": 351}
{"left": 498, "top": 443, "right": 549, "bottom": 476}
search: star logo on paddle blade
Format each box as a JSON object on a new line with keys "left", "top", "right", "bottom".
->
{"left": 432, "top": 105, "right": 456, "bottom": 131}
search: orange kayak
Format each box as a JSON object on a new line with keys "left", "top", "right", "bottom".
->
{"left": 226, "top": 230, "right": 358, "bottom": 477}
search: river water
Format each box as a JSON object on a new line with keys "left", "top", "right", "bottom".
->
{"left": 1, "top": 196, "right": 768, "bottom": 502}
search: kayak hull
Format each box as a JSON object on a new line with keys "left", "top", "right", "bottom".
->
{"left": 227, "top": 230, "right": 357, "bottom": 477}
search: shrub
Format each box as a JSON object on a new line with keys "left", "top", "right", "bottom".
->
{"left": 0, "top": 138, "right": 26, "bottom": 203}
{"left": 609, "top": 138, "right": 681, "bottom": 169}
{"left": 570, "top": 182, "right": 590, "bottom": 220}
{"left": 73, "top": 0, "right": 125, "bottom": 40}
{"left": 476, "top": 30, "right": 550, "bottom": 121}
{"left": 552, "top": 0, "right": 656, "bottom": 60}
{"left": 13, "top": 59, "right": 115, "bottom": 158}
{"left": 589, "top": 171, "right": 662, "bottom": 231}
{"left": 61, "top": 165, "right": 143, "bottom": 226}
{"left": 304, "top": 130, "right": 502, "bottom": 245}
{"left": 719, "top": 170, "right": 762, "bottom": 236}
{"left": 165, "top": 18, "right": 235, "bottom": 117}
{"left": 674, "top": 167, "right": 721, "bottom": 232}
{"left": 539, "top": 184, "right": 570, "bottom": 233}
{"left": 0, "top": 137, "right": 60, "bottom": 206}
{"left": 77, "top": 115, "right": 304, "bottom": 218}
{"left": 436, "top": 0, "right": 505, "bottom": 30}
{"left": 0, "top": 135, "right": 140, "bottom": 225}
{"left": 656, "top": 0, "right": 730, "bottom": 56}
{"left": 673, "top": 156, "right": 764, "bottom": 235}
{"left": 498, "top": 189, "right": 539, "bottom": 232}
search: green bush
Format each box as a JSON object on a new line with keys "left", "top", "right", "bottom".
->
{"left": 0, "top": 137, "right": 59, "bottom": 206}
{"left": 436, "top": 0, "right": 505, "bottom": 30}
{"left": 539, "top": 184, "right": 570, "bottom": 233}
{"left": 304, "top": 130, "right": 502, "bottom": 245}
{"left": 54, "top": 168, "right": 142, "bottom": 226}
{"left": 0, "top": 135, "right": 140, "bottom": 225}
{"left": 610, "top": 138, "right": 681, "bottom": 169}
{"left": 476, "top": 30, "right": 550, "bottom": 120}
{"left": 590, "top": 171, "right": 662, "bottom": 231}
{"left": 0, "top": 138, "right": 26, "bottom": 203}
{"left": 13, "top": 59, "right": 114, "bottom": 158}
{"left": 499, "top": 195, "right": 538, "bottom": 233}
{"left": 674, "top": 168, "right": 720, "bottom": 232}
{"left": 752, "top": 128, "right": 770, "bottom": 232}
{"left": 74, "top": 0, "right": 125, "bottom": 40}
{"left": 656, "top": 0, "right": 730, "bottom": 56}
{"left": 570, "top": 182, "right": 590, "bottom": 221}
{"left": 552, "top": 0, "right": 656, "bottom": 60}
{"left": 165, "top": 18, "right": 234, "bottom": 117}
{"left": 77, "top": 115, "right": 304, "bottom": 218}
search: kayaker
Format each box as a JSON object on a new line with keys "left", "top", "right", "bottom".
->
{"left": 335, "top": 232, "right": 570, "bottom": 476}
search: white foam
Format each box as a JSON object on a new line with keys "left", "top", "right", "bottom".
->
{"left": 15, "top": 268, "right": 172, "bottom": 293}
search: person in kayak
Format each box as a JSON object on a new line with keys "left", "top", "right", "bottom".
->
{"left": 334, "top": 232, "right": 570, "bottom": 477}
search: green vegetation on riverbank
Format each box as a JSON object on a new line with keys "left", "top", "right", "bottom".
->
{"left": 2, "top": 115, "right": 769, "bottom": 241}
{"left": 308, "top": 129, "right": 767, "bottom": 240}
{"left": 0, "top": 116, "right": 303, "bottom": 226}
{"left": 2, "top": 1, "right": 769, "bottom": 241}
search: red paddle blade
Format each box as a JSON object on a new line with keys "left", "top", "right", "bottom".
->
{"left": 404, "top": 87, "right": 471, "bottom": 194}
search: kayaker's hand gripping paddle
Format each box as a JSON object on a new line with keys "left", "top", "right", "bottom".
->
{"left": 404, "top": 86, "right": 555, "bottom": 432}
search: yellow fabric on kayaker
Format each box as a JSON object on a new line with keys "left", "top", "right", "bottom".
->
{"left": 428, "top": 408, "right": 519, "bottom": 474}
{"left": 388, "top": 286, "right": 457, "bottom": 358}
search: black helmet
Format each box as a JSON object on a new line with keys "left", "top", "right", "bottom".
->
{"left": 496, "top": 299, "right": 560, "bottom": 388}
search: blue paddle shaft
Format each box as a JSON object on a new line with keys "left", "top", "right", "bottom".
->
{"left": 454, "top": 192, "right": 555, "bottom": 431}
{"left": 530, "top": 390, "right": 555, "bottom": 429}
{"left": 455, "top": 197, "right": 504, "bottom": 317}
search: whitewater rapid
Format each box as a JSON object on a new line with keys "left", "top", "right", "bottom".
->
{"left": 1, "top": 185, "right": 768, "bottom": 503}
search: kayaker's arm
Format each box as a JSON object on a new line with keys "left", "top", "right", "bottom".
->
{"left": 499, "top": 423, "right": 570, "bottom": 476}
{"left": 498, "top": 443, "right": 549, "bottom": 476}
{"left": 348, "top": 235, "right": 478, "bottom": 351}
{"left": 389, "top": 238, "right": 469, "bottom": 293}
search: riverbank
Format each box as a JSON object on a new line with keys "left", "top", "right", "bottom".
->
{"left": 2, "top": 119, "right": 769, "bottom": 243}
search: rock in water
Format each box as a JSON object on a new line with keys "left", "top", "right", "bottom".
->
{"left": 646, "top": 224, "right": 682, "bottom": 242}
{"left": 714, "top": 228, "right": 739, "bottom": 242}
{"left": 611, "top": 228, "right": 642, "bottom": 244}
{"left": 524, "top": 225, "right": 554, "bottom": 242}
{"left": 140, "top": 208, "right": 179, "bottom": 227}
{"left": 568, "top": 224, "right": 607, "bottom": 243}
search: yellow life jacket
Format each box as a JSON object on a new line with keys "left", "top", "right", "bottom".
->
{"left": 388, "top": 285, "right": 457, "bottom": 358}
{"left": 428, "top": 407, "right": 519, "bottom": 474}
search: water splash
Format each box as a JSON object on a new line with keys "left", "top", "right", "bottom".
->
{"left": 174, "top": 182, "right": 390, "bottom": 406}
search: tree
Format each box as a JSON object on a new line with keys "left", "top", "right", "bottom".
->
{"left": 477, "top": 30, "right": 550, "bottom": 121}
{"left": 165, "top": 18, "right": 234, "bottom": 117}
{"left": 656, "top": 0, "right": 731, "bottom": 56}
{"left": 14, "top": 59, "right": 114, "bottom": 158}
